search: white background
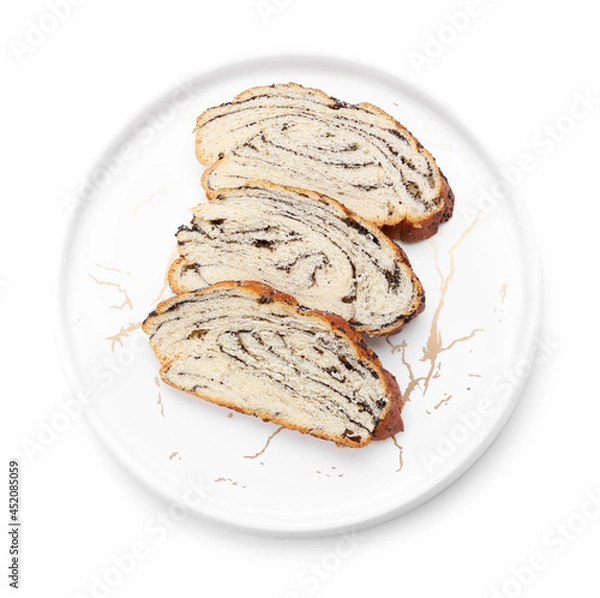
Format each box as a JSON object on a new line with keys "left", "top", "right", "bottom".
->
{"left": 1, "top": 1, "right": 599, "bottom": 596}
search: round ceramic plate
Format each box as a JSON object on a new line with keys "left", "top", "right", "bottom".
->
{"left": 58, "top": 55, "right": 540, "bottom": 537}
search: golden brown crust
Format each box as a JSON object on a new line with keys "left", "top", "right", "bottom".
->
{"left": 384, "top": 169, "right": 455, "bottom": 242}
{"left": 143, "top": 281, "right": 404, "bottom": 447}
{"left": 372, "top": 377, "right": 404, "bottom": 440}
{"left": 167, "top": 257, "right": 188, "bottom": 295}
{"left": 143, "top": 281, "right": 302, "bottom": 331}
{"left": 195, "top": 83, "right": 454, "bottom": 237}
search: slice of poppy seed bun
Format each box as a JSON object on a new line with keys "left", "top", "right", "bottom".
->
{"left": 142, "top": 281, "right": 404, "bottom": 447}
{"left": 169, "top": 183, "right": 425, "bottom": 336}
{"left": 194, "top": 82, "right": 454, "bottom": 241}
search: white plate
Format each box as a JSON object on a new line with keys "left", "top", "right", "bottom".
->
{"left": 58, "top": 55, "right": 541, "bottom": 537}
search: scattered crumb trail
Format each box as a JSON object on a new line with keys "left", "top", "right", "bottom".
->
{"left": 391, "top": 436, "right": 404, "bottom": 472}
{"left": 106, "top": 321, "right": 142, "bottom": 351}
{"left": 155, "top": 376, "right": 165, "bottom": 417}
{"left": 386, "top": 214, "right": 484, "bottom": 404}
{"left": 243, "top": 426, "right": 284, "bottom": 460}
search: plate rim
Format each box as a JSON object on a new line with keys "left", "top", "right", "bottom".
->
{"left": 55, "top": 53, "right": 542, "bottom": 537}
